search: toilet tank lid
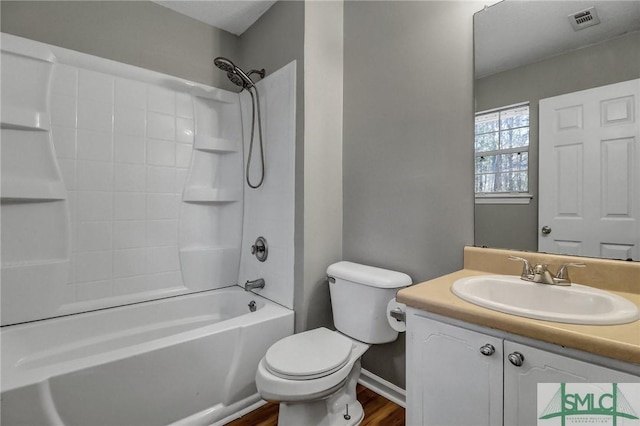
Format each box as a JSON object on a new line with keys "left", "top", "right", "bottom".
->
{"left": 327, "top": 261, "right": 412, "bottom": 289}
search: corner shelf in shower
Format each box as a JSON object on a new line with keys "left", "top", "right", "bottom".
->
{"left": 191, "top": 88, "right": 237, "bottom": 104}
{"left": 162, "top": 81, "right": 237, "bottom": 104}
{"left": 1, "top": 107, "right": 51, "bottom": 131}
{"left": 194, "top": 136, "right": 240, "bottom": 153}
{"left": 1, "top": 178, "right": 67, "bottom": 202}
{"left": 1, "top": 259, "right": 70, "bottom": 274}
{"left": 182, "top": 187, "right": 242, "bottom": 203}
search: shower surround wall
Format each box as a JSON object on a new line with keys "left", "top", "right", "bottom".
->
{"left": 0, "top": 34, "right": 295, "bottom": 325}
{"left": 237, "top": 62, "right": 296, "bottom": 309}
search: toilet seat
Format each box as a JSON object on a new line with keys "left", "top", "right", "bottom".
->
{"left": 255, "top": 330, "right": 370, "bottom": 403}
{"left": 264, "top": 328, "right": 353, "bottom": 380}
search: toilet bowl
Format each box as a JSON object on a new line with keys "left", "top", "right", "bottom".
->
{"left": 256, "top": 328, "right": 369, "bottom": 425}
{"left": 255, "top": 262, "right": 412, "bottom": 426}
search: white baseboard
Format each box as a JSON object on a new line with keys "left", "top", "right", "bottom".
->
{"left": 358, "top": 368, "right": 406, "bottom": 408}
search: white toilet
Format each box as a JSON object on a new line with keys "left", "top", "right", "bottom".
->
{"left": 255, "top": 261, "right": 412, "bottom": 426}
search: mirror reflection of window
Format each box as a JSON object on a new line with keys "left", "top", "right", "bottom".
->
{"left": 474, "top": 104, "right": 530, "bottom": 196}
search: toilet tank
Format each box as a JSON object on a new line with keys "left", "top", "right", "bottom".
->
{"left": 327, "top": 261, "right": 412, "bottom": 344}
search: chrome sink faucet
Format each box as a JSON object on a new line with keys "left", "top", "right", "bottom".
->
{"left": 245, "top": 278, "right": 265, "bottom": 292}
{"left": 508, "top": 256, "right": 585, "bottom": 286}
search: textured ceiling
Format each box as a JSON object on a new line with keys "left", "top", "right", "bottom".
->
{"left": 475, "top": 1, "right": 640, "bottom": 78}
{"left": 152, "top": 0, "right": 277, "bottom": 36}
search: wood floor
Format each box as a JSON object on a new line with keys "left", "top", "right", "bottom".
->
{"left": 226, "top": 384, "right": 405, "bottom": 426}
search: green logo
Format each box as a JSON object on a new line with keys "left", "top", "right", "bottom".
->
{"left": 539, "top": 383, "right": 639, "bottom": 426}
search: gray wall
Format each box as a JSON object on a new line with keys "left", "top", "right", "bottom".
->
{"left": 0, "top": 1, "right": 239, "bottom": 89}
{"left": 343, "top": 1, "right": 478, "bottom": 388}
{"left": 475, "top": 31, "right": 640, "bottom": 252}
{"left": 301, "top": 1, "right": 345, "bottom": 333}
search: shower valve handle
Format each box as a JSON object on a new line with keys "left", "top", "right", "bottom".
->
{"left": 251, "top": 237, "right": 268, "bottom": 262}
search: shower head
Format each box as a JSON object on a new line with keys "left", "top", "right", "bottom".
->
{"left": 214, "top": 57, "right": 236, "bottom": 73}
{"left": 227, "top": 72, "right": 245, "bottom": 88}
{"left": 214, "top": 56, "right": 256, "bottom": 89}
{"left": 233, "top": 67, "right": 255, "bottom": 88}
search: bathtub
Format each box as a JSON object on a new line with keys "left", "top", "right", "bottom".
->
{"left": 1, "top": 287, "right": 294, "bottom": 425}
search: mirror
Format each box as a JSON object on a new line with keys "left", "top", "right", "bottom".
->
{"left": 473, "top": 0, "right": 640, "bottom": 260}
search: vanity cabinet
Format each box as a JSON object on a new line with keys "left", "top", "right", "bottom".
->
{"left": 406, "top": 314, "right": 503, "bottom": 426}
{"left": 406, "top": 311, "right": 639, "bottom": 426}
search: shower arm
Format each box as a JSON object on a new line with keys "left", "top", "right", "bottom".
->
{"left": 248, "top": 69, "right": 266, "bottom": 79}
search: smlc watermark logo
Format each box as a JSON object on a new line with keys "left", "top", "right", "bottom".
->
{"left": 538, "top": 383, "right": 640, "bottom": 425}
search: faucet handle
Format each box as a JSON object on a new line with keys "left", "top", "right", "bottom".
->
{"left": 508, "top": 256, "right": 533, "bottom": 278}
{"left": 555, "top": 262, "right": 586, "bottom": 283}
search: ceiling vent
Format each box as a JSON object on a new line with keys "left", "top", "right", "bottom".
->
{"left": 568, "top": 6, "right": 601, "bottom": 31}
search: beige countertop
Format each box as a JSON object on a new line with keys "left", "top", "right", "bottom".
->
{"left": 397, "top": 247, "right": 640, "bottom": 365}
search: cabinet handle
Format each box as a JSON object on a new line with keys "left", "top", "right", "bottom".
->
{"left": 508, "top": 352, "right": 525, "bottom": 367}
{"left": 479, "top": 344, "right": 495, "bottom": 356}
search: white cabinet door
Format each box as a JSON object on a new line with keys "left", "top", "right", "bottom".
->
{"left": 539, "top": 78, "right": 640, "bottom": 260}
{"left": 407, "top": 315, "right": 503, "bottom": 426}
{"left": 503, "top": 340, "right": 640, "bottom": 426}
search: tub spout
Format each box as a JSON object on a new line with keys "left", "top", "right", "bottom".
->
{"left": 245, "top": 278, "right": 265, "bottom": 292}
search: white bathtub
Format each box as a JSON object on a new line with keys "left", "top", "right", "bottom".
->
{"left": 0, "top": 287, "right": 294, "bottom": 425}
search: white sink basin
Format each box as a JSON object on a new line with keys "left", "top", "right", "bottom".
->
{"left": 451, "top": 275, "right": 639, "bottom": 325}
